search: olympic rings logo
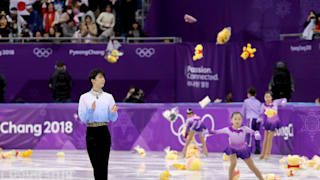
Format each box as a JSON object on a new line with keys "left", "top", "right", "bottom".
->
{"left": 165, "top": 110, "right": 215, "bottom": 146}
{"left": 33, "top": 48, "right": 53, "bottom": 58}
{"left": 135, "top": 48, "right": 155, "bottom": 58}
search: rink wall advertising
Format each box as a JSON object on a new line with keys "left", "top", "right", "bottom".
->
{"left": 1, "top": 40, "right": 320, "bottom": 103}
{"left": 0, "top": 103, "right": 318, "bottom": 158}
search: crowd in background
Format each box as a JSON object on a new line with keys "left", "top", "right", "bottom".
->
{"left": 0, "top": 0, "right": 146, "bottom": 42}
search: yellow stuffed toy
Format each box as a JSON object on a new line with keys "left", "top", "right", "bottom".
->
{"left": 1, "top": 149, "right": 33, "bottom": 159}
{"left": 285, "top": 155, "right": 302, "bottom": 176}
{"left": 310, "top": 155, "right": 320, "bottom": 170}
{"left": 286, "top": 155, "right": 302, "bottom": 170}
{"left": 105, "top": 39, "right": 123, "bottom": 63}
{"left": 172, "top": 163, "right": 187, "bottom": 170}
{"left": 265, "top": 174, "right": 280, "bottom": 180}
{"left": 193, "top": 44, "right": 203, "bottom": 61}
{"left": 287, "top": 155, "right": 301, "bottom": 170}
{"left": 186, "top": 144, "right": 201, "bottom": 159}
{"left": 223, "top": 153, "right": 230, "bottom": 161}
{"left": 186, "top": 157, "right": 202, "bottom": 171}
{"left": 107, "top": 55, "right": 118, "bottom": 63}
{"left": 264, "top": 108, "right": 277, "bottom": 118}
{"left": 134, "top": 145, "right": 146, "bottom": 158}
{"left": 160, "top": 170, "right": 172, "bottom": 180}
{"left": 1, "top": 151, "right": 14, "bottom": 159}
{"left": 307, "top": 160, "right": 317, "bottom": 167}
{"left": 312, "top": 155, "right": 320, "bottom": 161}
{"left": 164, "top": 146, "right": 179, "bottom": 160}
{"left": 240, "top": 43, "right": 256, "bottom": 60}
{"left": 216, "top": 27, "right": 231, "bottom": 45}
{"left": 57, "top": 152, "right": 65, "bottom": 158}
{"left": 106, "top": 49, "right": 123, "bottom": 64}
{"left": 19, "top": 149, "right": 33, "bottom": 158}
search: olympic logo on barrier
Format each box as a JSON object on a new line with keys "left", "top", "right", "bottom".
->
{"left": 33, "top": 48, "right": 53, "bottom": 58}
{"left": 135, "top": 48, "right": 155, "bottom": 58}
{"left": 163, "top": 108, "right": 215, "bottom": 146}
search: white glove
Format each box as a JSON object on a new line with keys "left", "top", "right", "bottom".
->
{"left": 256, "top": 118, "right": 262, "bottom": 123}
{"left": 254, "top": 131, "right": 261, "bottom": 140}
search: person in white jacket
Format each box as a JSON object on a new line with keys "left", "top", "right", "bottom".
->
{"left": 96, "top": 4, "right": 115, "bottom": 39}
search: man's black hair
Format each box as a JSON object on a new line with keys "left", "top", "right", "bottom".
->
{"left": 88, "top": 69, "right": 105, "bottom": 87}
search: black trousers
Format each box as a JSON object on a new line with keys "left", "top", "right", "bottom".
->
{"left": 86, "top": 126, "right": 111, "bottom": 180}
{"left": 246, "top": 118, "right": 261, "bottom": 152}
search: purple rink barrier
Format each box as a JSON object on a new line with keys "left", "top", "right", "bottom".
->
{"left": 1, "top": 40, "right": 320, "bottom": 103}
{"left": 0, "top": 103, "right": 319, "bottom": 158}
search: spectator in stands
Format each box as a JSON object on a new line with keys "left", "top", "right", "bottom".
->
{"left": 76, "top": 4, "right": 95, "bottom": 24}
{"left": 43, "top": 31, "right": 50, "bottom": 41}
{"left": 49, "top": 61, "right": 73, "bottom": 103}
{"left": 127, "top": 22, "right": 144, "bottom": 38}
{"left": 47, "top": 27, "right": 61, "bottom": 42}
{"left": 0, "top": 73, "right": 6, "bottom": 103}
{"left": 34, "top": 30, "right": 43, "bottom": 42}
{"left": 20, "top": 25, "right": 33, "bottom": 38}
{"left": 80, "top": 15, "right": 97, "bottom": 43}
{"left": 48, "top": 27, "right": 56, "bottom": 38}
{"left": 59, "top": 6, "right": 74, "bottom": 25}
{"left": 302, "top": 10, "right": 317, "bottom": 40}
{"left": 127, "top": 22, "right": 144, "bottom": 42}
{"left": 97, "top": 5, "right": 115, "bottom": 39}
{"left": 43, "top": 3, "right": 60, "bottom": 33}
{"left": 316, "top": 98, "right": 320, "bottom": 104}
{"left": 7, "top": 8, "right": 26, "bottom": 37}
{"left": 0, "top": 14, "right": 10, "bottom": 39}
{"left": 269, "top": 61, "right": 294, "bottom": 101}
{"left": 123, "top": 86, "right": 144, "bottom": 103}
{"left": 62, "top": 20, "right": 76, "bottom": 37}
{"left": 304, "top": 10, "right": 316, "bottom": 28}
{"left": 27, "top": 5, "right": 43, "bottom": 33}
